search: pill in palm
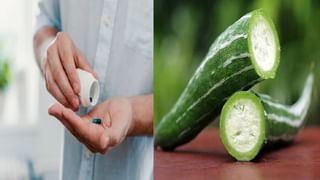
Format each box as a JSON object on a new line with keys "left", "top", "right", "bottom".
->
{"left": 92, "top": 118, "right": 102, "bottom": 124}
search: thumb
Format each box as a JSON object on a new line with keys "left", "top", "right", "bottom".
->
{"left": 75, "top": 48, "right": 99, "bottom": 79}
{"left": 48, "top": 103, "right": 63, "bottom": 117}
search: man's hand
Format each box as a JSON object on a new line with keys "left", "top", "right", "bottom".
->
{"left": 34, "top": 27, "right": 97, "bottom": 111}
{"left": 49, "top": 97, "right": 132, "bottom": 153}
{"left": 48, "top": 95, "right": 153, "bottom": 154}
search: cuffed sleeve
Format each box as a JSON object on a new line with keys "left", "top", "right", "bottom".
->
{"left": 34, "top": 0, "right": 61, "bottom": 35}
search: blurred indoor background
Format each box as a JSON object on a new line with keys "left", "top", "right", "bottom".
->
{"left": 0, "top": 0, "right": 62, "bottom": 179}
{"left": 155, "top": 0, "right": 320, "bottom": 126}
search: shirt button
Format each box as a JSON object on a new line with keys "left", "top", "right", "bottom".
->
{"left": 85, "top": 149, "right": 93, "bottom": 159}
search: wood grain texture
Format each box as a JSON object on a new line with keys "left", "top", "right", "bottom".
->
{"left": 155, "top": 127, "right": 320, "bottom": 180}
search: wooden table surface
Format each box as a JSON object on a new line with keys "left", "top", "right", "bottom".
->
{"left": 155, "top": 127, "right": 320, "bottom": 180}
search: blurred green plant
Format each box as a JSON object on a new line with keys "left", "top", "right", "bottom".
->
{"left": 0, "top": 58, "right": 11, "bottom": 90}
{"left": 0, "top": 38, "right": 12, "bottom": 90}
{"left": 155, "top": 0, "right": 320, "bottom": 126}
{"left": 0, "top": 48, "right": 11, "bottom": 91}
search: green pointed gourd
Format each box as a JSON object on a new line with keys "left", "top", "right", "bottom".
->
{"left": 156, "top": 9, "right": 280, "bottom": 150}
{"left": 220, "top": 73, "right": 314, "bottom": 161}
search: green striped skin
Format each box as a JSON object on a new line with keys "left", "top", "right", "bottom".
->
{"left": 155, "top": 9, "right": 280, "bottom": 150}
{"left": 258, "top": 74, "right": 313, "bottom": 142}
{"left": 220, "top": 74, "right": 314, "bottom": 161}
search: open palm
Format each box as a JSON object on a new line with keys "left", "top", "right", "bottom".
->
{"left": 49, "top": 97, "right": 133, "bottom": 154}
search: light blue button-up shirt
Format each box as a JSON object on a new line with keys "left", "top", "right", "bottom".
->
{"left": 35, "top": 0, "right": 153, "bottom": 179}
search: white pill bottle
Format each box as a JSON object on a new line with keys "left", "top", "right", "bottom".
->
{"left": 76, "top": 69, "right": 100, "bottom": 107}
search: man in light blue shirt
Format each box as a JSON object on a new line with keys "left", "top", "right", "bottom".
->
{"left": 33, "top": 0, "right": 153, "bottom": 179}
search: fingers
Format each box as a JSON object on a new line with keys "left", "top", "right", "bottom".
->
{"left": 57, "top": 34, "right": 80, "bottom": 94}
{"left": 90, "top": 100, "right": 131, "bottom": 153}
{"left": 98, "top": 135, "right": 110, "bottom": 154}
{"left": 44, "top": 32, "right": 100, "bottom": 111}
{"left": 48, "top": 104, "right": 80, "bottom": 137}
{"left": 49, "top": 99, "right": 133, "bottom": 155}
{"left": 101, "top": 119, "right": 127, "bottom": 148}
{"left": 49, "top": 103, "right": 106, "bottom": 152}
{"left": 59, "top": 105, "right": 91, "bottom": 140}
{"left": 49, "top": 103, "right": 91, "bottom": 145}
{"left": 45, "top": 68, "right": 70, "bottom": 108}
{"left": 102, "top": 112, "right": 112, "bottom": 128}
{"left": 49, "top": 46, "right": 79, "bottom": 107}
{"left": 46, "top": 43, "right": 79, "bottom": 109}
{"left": 75, "top": 48, "right": 98, "bottom": 79}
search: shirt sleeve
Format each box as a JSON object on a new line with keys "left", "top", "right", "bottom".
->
{"left": 34, "top": 0, "right": 61, "bottom": 35}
